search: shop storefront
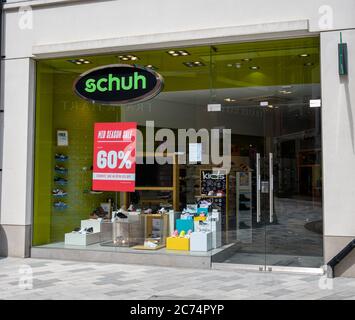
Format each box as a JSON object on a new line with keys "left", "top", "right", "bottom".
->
{"left": 1, "top": 0, "right": 355, "bottom": 276}
{"left": 31, "top": 37, "right": 323, "bottom": 271}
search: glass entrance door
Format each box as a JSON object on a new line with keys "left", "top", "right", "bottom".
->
{"left": 213, "top": 99, "right": 323, "bottom": 270}
{"left": 264, "top": 102, "right": 323, "bottom": 269}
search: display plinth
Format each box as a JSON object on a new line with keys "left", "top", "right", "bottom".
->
{"left": 64, "top": 232, "right": 101, "bottom": 246}
{"left": 190, "top": 232, "right": 212, "bottom": 252}
{"left": 166, "top": 237, "right": 190, "bottom": 251}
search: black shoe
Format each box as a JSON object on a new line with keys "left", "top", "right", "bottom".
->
{"left": 117, "top": 212, "right": 128, "bottom": 219}
{"left": 86, "top": 227, "right": 94, "bottom": 233}
{"left": 239, "top": 203, "right": 250, "bottom": 211}
{"left": 239, "top": 222, "right": 250, "bottom": 229}
{"left": 239, "top": 194, "right": 250, "bottom": 202}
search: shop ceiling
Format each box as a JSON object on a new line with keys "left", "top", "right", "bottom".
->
{"left": 39, "top": 37, "right": 320, "bottom": 92}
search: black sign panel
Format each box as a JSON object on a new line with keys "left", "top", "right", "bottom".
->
{"left": 74, "top": 64, "right": 164, "bottom": 105}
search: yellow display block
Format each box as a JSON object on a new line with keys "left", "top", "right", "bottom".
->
{"left": 194, "top": 216, "right": 207, "bottom": 222}
{"left": 166, "top": 237, "right": 190, "bottom": 251}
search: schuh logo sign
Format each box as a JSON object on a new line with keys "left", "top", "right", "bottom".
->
{"left": 74, "top": 64, "right": 164, "bottom": 105}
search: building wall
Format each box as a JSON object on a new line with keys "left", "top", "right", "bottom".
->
{"left": 1, "top": 0, "right": 355, "bottom": 270}
{"left": 321, "top": 29, "right": 355, "bottom": 276}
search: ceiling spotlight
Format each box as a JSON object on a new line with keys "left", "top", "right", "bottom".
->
{"left": 235, "top": 63, "right": 242, "bottom": 69}
{"left": 227, "top": 63, "right": 233, "bottom": 67}
{"left": 68, "top": 59, "right": 92, "bottom": 65}
{"left": 224, "top": 98, "right": 236, "bottom": 102}
{"left": 249, "top": 66, "right": 260, "bottom": 70}
{"left": 183, "top": 61, "right": 205, "bottom": 67}
{"left": 304, "top": 62, "right": 314, "bottom": 67}
{"left": 145, "top": 65, "right": 158, "bottom": 70}
{"left": 118, "top": 54, "right": 139, "bottom": 61}
{"left": 167, "top": 50, "right": 190, "bottom": 57}
{"left": 242, "top": 58, "right": 252, "bottom": 62}
{"left": 299, "top": 54, "right": 310, "bottom": 58}
{"left": 279, "top": 90, "right": 292, "bottom": 95}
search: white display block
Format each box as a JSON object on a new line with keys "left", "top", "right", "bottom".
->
{"left": 194, "top": 215, "right": 222, "bottom": 249}
{"left": 190, "top": 232, "right": 213, "bottom": 252}
{"left": 64, "top": 232, "right": 101, "bottom": 246}
{"left": 209, "top": 218, "right": 222, "bottom": 249}
{"left": 81, "top": 219, "right": 112, "bottom": 241}
{"left": 81, "top": 219, "right": 101, "bottom": 233}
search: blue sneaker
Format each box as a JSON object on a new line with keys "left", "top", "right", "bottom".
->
{"left": 54, "top": 177, "right": 68, "bottom": 185}
{"left": 52, "top": 189, "right": 67, "bottom": 197}
{"left": 55, "top": 154, "right": 68, "bottom": 162}
{"left": 55, "top": 165, "right": 68, "bottom": 174}
{"left": 53, "top": 201, "right": 68, "bottom": 209}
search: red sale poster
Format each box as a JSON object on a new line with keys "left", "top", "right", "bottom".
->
{"left": 92, "top": 122, "right": 137, "bottom": 192}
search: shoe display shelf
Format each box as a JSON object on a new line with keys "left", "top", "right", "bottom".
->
{"left": 132, "top": 213, "right": 169, "bottom": 250}
{"left": 124, "top": 153, "right": 180, "bottom": 211}
{"left": 197, "top": 168, "right": 229, "bottom": 244}
{"left": 53, "top": 152, "right": 69, "bottom": 211}
{"left": 111, "top": 216, "right": 144, "bottom": 247}
{"left": 236, "top": 171, "right": 253, "bottom": 243}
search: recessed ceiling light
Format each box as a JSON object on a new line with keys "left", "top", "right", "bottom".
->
{"left": 224, "top": 98, "right": 236, "bottom": 102}
{"left": 242, "top": 58, "right": 252, "bottom": 62}
{"left": 67, "top": 59, "right": 92, "bottom": 65}
{"left": 183, "top": 61, "right": 205, "bottom": 67}
{"left": 145, "top": 65, "right": 158, "bottom": 70}
{"left": 227, "top": 63, "right": 233, "bottom": 67}
{"left": 299, "top": 54, "right": 310, "bottom": 58}
{"left": 118, "top": 54, "right": 139, "bottom": 61}
{"left": 167, "top": 50, "right": 190, "bottom": 57}
{"left": 279, "top": 90, "right": 293, "bottom": 95}
{"left": 304, "top": 62, "right": 314, "bottom": 67}
{"left": 249, "top": 66, "right": 260, "bottom": 70}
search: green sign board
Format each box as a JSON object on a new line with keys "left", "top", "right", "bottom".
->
{"left": 74, "top": 64, "right": 164, "bottom": 105}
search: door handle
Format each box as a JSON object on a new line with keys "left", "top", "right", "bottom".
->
{"left": 256, "top": 153, "right": 261, "bottom": 223}
{"left": 269, "top": 153, "right": 274, "bottom": 223}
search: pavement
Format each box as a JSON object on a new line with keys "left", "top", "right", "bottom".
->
{"left": 0, "top": 257, "right": 355, "bottom": 300}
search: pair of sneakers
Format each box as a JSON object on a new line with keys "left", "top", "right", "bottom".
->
{"left": 73, "top": 227, "right": 93, "bottom": 235}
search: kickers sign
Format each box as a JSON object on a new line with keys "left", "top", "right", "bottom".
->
{"left": 93, "top": 122, "right": 137, "bottom": 192}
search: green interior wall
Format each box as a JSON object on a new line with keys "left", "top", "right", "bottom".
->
{"left": 33, "top": 64, "right": 53, "bottom": 245}
{"left": 33, "top": 68, "right": 121, "bottom": 245}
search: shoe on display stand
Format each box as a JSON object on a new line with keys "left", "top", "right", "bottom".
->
{"left": 55, "top": 165, "right": 68, "bottom": 174}
{"left": 54, "top": 177, "right": 68, "bottom": 185}
{"left": 158, "top": 207, "right": 167, "bottom": 214}
{"left": 239, "top": 194, "right": 251, "bottom": 202}
{"left": 55, "top": 154, "right": 68, "bottom": 162}
{"left": 53, "top": 201, "right": 68, "bottom": 209}
{"left": 239, "top": 203, "right": 250, "bottom": 211}
{"left": 127, "top": 204, "right": 135, "bottom": 212}
{"left": 52, "top": 189, "right": 67, "bottom": 197}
